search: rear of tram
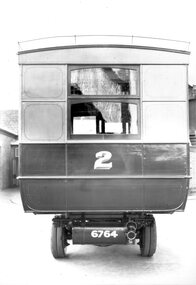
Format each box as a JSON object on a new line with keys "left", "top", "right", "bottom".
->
{"left": 18, "top": 36, "right": 191, "bottom": 258}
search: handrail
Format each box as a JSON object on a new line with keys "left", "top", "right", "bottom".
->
{"left": 18, "top": 34, "right": 190, "bottom": 52}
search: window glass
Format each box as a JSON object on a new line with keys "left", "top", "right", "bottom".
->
{"left": 71, "top": 68, "right": 137, "bottom": 96}
{"left": 71, "top": 101, "right": 138, "bottom": 135}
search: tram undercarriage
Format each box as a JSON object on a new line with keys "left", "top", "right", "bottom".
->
{"left": 51, "top": 213, "right": 157, "bottom": 258}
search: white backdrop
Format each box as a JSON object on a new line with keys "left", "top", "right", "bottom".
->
{"left": 0, "top": 0, "right": 196, "bottom": 109}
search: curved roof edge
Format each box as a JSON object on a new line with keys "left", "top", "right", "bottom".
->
{"left": 18, "top": 44, "right": 190, "bottom": 56}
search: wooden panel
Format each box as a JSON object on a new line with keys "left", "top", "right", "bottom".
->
{"left": 22, "top": 66, "right": 65, "bottom": 100}
{"left": 19, "top": 143, "right": 189, "bottom": 213}
{"left": 143, "top": 102, "right": 187, "bottom": 142}
{"left": 143, "top": 144, "right": 187, "bottom": 175}
{"left": 142, "top": 65, "right": 187, "bottom": 101}
{"left": 20, "top": 144, "right": 66, "bottom": 175}
{"left": 67, "top": 144, "right": 142, "bottom": 176}
{"left": 22, "top": 102, "right": 65, "bottom": 142}
{"left": 20, "top": 180, "right": 66, "bottom": 211}
{"left": 66, "top": 178, "right": 187, "bottom": 211}
{"left": 20, "top": 178, "right": 187, "bottom": 212}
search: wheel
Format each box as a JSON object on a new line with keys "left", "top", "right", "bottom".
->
{"left": 51, "top": 224, "right": 67, "bottom": 258}
{"left": 140, "top": 220, "right": 157, "bottom": 257}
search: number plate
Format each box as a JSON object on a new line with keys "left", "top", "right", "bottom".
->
{"left": 72, "top": 227, "right": 128, "bottom": 245}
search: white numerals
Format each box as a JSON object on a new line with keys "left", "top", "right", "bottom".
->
{"left": 94, "top": 151, "right": 112, "bottom": 170}
{"left": 91, "top": 230, "right": 119, "bottom": 238}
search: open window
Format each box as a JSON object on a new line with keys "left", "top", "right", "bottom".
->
{"left": 68, "top": 66, "right": 140, "bottom": 139}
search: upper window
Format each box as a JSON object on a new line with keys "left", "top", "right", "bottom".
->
{"left": 68, "top": 66, "right": 140, "bottom": 139}
{"left": 70, "top": 67, "right": 138, "bottom": 96}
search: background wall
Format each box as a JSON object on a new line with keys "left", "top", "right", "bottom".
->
{"left": 0, "top": 130, "right": 18, "bottom": 189}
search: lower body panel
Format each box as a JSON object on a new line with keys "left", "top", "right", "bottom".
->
{"left": 19, "top": 143, "right": 190, "bottom": 214}
{"left": 20, "top": 177, "right": 189, "bottom": 213}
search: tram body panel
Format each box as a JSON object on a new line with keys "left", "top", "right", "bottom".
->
{"left": 18, "top": 45, "right": 190, "bottom": 215}
{"left": 19, "top": 143, "right": 189, "bottom": 213}
{"left": 20, "top": 178, "right": 188, "bottom": 213}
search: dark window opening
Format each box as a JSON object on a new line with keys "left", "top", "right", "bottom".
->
{"left": 71, "top": 101, "right": 138, "bottom": 135}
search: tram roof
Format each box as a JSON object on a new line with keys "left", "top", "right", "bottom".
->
{"left": 18, "top": 35, "right": 190, "bottom": 54}
{"left": 18, "top": 35, "right": 190, "bottom": 64}
{"left": 18, "top": 44, "right": 190, "bottom": 55}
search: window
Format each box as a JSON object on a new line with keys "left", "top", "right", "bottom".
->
{"left": 71, "top": 67, "right": 137, "bottom": 96}
{"left": 68, "top": 66, "right": 140, "bottom": 139}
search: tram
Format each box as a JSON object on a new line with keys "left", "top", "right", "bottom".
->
{"left": 18, "top": 36, "right": 191, "bottom": 258}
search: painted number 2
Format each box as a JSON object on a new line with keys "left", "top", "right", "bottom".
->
{"left": 94, "top": 151, "right": 112, "bottom": 170}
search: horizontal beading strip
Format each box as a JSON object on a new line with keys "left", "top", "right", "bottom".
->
{"left": 18, "top": 141, "right": 190, "bottom": 144}
{"left": 18, "top": 175, "right": 191, "bottom": 179}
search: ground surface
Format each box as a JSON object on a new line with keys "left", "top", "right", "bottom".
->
{"left": 0, "top": 187, "right": 196, "bottom": 285}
